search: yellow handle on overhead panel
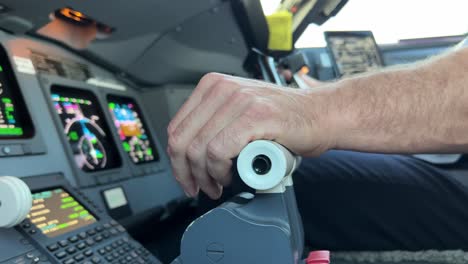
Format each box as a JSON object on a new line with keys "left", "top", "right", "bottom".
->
{"left": 266, "top": 11, "right": 293, "bottom": 51}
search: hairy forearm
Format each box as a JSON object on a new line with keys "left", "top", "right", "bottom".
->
{"left": 315, "top": 47, "right": 468, "bottom": 154}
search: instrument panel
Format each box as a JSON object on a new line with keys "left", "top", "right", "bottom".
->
{"left": 0, "top": 31, "right": 182, "bottom": 225}
{"left": 0, "top": 31, "right": 181, "bottom": 264}
{"left": 324, "top": 31, "right": 384, "bottom": 77}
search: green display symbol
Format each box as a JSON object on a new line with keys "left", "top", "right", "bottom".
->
{"left": 123, "top": 142, "right": 131, "bottom": 152}
{"left": 69, "top": 131, "right": 79, "bottom": 141}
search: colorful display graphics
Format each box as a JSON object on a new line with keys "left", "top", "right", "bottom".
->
{"left": 29, "top": 188, "right": 97, "bottom": 238}
{"left": 0, "top": 59, "right": 34, "bottom": 138}
{"left": 51, "top": 86, "right": 121, "bottom": 172}
{"left": 107, "top": 95, "right": 159, "bottom": 164}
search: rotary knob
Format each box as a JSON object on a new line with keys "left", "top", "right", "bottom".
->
{"left": 0, "top": 176, "right": 32, "bottom": 228}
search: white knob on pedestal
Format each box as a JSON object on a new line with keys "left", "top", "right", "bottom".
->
{"left": 0, "top": 176, "right": 32, "bottom": 228}
{"left": 237, "top": 140, "right": 298, "bottom": 192}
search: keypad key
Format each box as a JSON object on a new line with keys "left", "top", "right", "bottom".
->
{"left": 68, "top": 236, "right": 79, "bottom": 243}
{"left": 110, "top": 220, "right": 119, "bottom": 226}
{"left": 112, "top": 252, "right": 120, "bottom": 258}
{"left": 105, "top": 255, "right": 114, "bottom": 262}
{"left": 95, "top": 226, "right": 104, "bottom": 233}
{"left": 102, "top": 231, "right": 110, "bottom": 239}
{"left": 78, "top": 232, "right": 87, "bottom": 239}
{"left": 76, "top": 242, "right": 87, "bottom": 250}
{"left": 117, "top": 240, "right": 124, "bottom": 246}
{"left": 118, "top": 249, "right": 125, "bottom": 255}
{"left": 85, "top": 239, "right": 94, "bottom": 247}
{"left": 111, "top": 242, "right": 119, "bottom": 248}
{"left": 117, "top": 226, "right": 126, "bottom": 233}
{"left": 74, "top": 254, "right": 84, "bottom": 262}
{"left": 84, "top": 250, "right": 94, "bottom": 257}
{"left": 87, "top": 229, "right": 96, "bottom": 236}
{"left": 91, "top": 257, "right": 101, "bottom": 263}
{"left": 125, "top": 255, "right": 133, "bottom": 261}
{"left": 83, "top": 261, "right": 92, "bottom": 264}
{"left": 55, "top": 251, "right": 67, "bottom": 259}
{"left": 47, "top": 244, "right": 59, "bottom": 252}
{"left": 58, "top": 240, "right": 69, "bottom": 247}
{"left": 103, "top": 223, "right": 111, "bottom": 229}
{"left": 98, "top": 248, "right": 106, "bottom": 255}
{"left": 66, "top": 247, "right": 77, "bottom": 254}
{"left": 63, "top": 259, "right": 75, "bottom": 264}
{"left": 109, "top": 229, "right": 118, "bottom": 236}
{"left": 94, "top": 236, "right": 103, "bottom": 242}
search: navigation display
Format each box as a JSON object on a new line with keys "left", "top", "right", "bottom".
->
{"left": 28, "top": 188, "right": 97, "bottom": 238}
{"left": 325, "top": 31, "right": 384, "bottom": 77}
{"left": 51, "top": 86, "right": 121, "bottom": 172}
{"left": 0, "top": 46, "right": 34, "bottom": 138}
{"left": 107, "top": 95, "right": 159, "bottom": 164}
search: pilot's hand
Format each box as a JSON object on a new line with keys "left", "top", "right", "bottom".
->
{"left": 167, "top": 73, "right": 333, "bottom": 199}
{"left": 299, "top": 73, "right": 325, "bottom": 88}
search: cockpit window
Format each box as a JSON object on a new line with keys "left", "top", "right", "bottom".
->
{"left": 295, "top": 0, "right": 468, "bottom": 47}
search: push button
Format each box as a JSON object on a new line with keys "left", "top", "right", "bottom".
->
{"left": 74, "top": 254, "right": 84, "bottom": 262}
{"left": 58, "top": 240, "right": 69, "bottom": 247}
{"left": 55, "top": 251, "right": 67, "bottom": 259}
{"left": 66, "top": 247, "right": 77, "bottom": 254}
{"left": 85, "top": 238, "right": 95, "bottom": 246}
{"left": 47, "top": 244, "right": 59, "bottom": 252}
{"left": 63, "top": 258, "right": 75, "bottom": 264}
{"left": 78, "top": 232, "right": 87, "bottom": 239}
{"left": 76, "top": 242, "right": 87, "bottom": 250}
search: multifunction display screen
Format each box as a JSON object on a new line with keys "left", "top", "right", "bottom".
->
{"left": 325, "top": 31, "right": 383, "bottom": 77}
{"left": 28, "top": 188, "right": 97, "bottom": 238}
{"left": 51, "top": 86, "right": 121, "bottom": 172}
{"left": 0, "top": 46, "right": 34, "bottom": 138}
{"left": 107, "top": 95, "right": 159, "bottom": 164}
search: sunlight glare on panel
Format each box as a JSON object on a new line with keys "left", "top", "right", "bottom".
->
{"left": 296, "top": 0, "right": 468, "bottom": 48}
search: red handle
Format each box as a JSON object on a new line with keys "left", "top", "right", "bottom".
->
{"left": 306, "top": 250, "right": 330, "bottom": 264}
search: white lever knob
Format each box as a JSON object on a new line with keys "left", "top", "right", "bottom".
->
{"left": 0, "top": 176, "right": 32, "bottom": 228}
{"left": 237, "top": 140, "right": 298, "bottom": 192}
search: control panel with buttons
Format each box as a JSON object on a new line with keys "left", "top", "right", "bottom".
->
{"left": 11, "top": 175, "right": 162, "bottom": 264}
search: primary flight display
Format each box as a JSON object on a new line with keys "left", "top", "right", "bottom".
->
{"left": 51, "top": 86, "right": 121, "bottom": 172}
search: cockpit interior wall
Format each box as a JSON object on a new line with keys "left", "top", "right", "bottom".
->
{"left": 0, "top": 0, "right": 251, "bottom": 85}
